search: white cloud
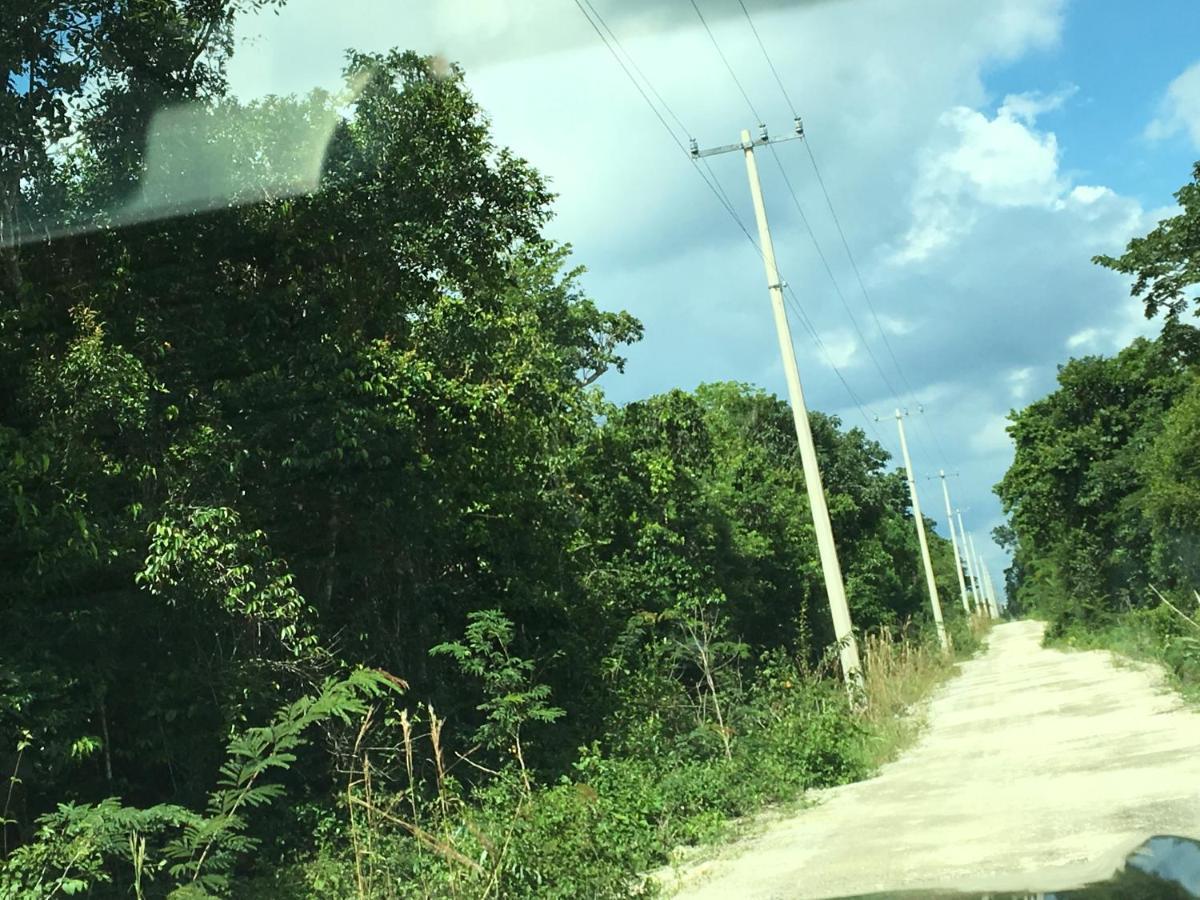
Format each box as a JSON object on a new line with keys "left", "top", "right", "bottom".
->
{"left": 1006, "top": 366, "right": 1034, "bottom": 401}
{"left": 969, "top": 414, "right": 1013, "bottom": 454}
{"left": 1064, "top": 305, "right": 1162, "bottom": 357}
{"left": 877, "top": 314, "right": 914, "bottom": 336}
{"left": 1146, "top": 60, "right": 1200, "bottom": 149}
{"left": 933, "top": 104, "right": 1064, "bottom": 210}
{"left": 1068, "top": 184, "right": 1111, "bottom": 205}
{"left": 817, "top": 329, "right": 860, "bottom": 370}
{"left": 1000, "top": 85, "right": 1077, "bottom": 124}
{"left": 1066, "top": 327, "right": 1099, "bottom": 350}
{"left": 890, "top": 98, "right": 1068, "bottom": 264}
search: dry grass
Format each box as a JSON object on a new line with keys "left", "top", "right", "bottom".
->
{"left": 857, "top": 616, "right": 991, "bottom": 767}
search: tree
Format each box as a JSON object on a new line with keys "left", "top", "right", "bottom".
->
{"left": 1, "top": 43, "right": 642, "bottom": 829}
{"left": 995, "top": 332, "right": 1198, "bottom": 631}
{"left": 1143, "top": 372, "right": 1200, "bottom": 587}
{"left": 1094, "top": 161, "right": 1200, "bottom": 327}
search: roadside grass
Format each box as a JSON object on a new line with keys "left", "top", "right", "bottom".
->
{"left": 248, "top": 656, "right": 873, "bottom": 900}
{"left": 855, "top": 613, "right": 992, "bottom": 768}
{"left": 1049, "top": 595, "right": 1200, "bottom": 705}
{"left": 657, "top": 614, "right": 994, "bottom": 894}
{"left": 242, "top": 619, "right": 995, "bottom": 900}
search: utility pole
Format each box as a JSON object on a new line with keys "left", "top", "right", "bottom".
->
{"left": 983, "top": 557, "right": 1000, "bottom": 618}
{"left": 956, "top": 508, "right": 985, "bottom": 617}
{"left": 937, "top": 471, "right": 969, "bottom": 614}
{"left": 890, "top": 410, "right": 947, "bottom": 651}
{"left": 967, "top": 532, "right": 989, "bottom": 619}
{"left": 691, "top": 122, "right": 863, "bottom": 691}
{"left": 984, "top": 567, "right": 1002, "bottom": 618}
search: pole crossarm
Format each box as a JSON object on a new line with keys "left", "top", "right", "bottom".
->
{"left": 691, "top": 119, "right": 805, "bottom": 158}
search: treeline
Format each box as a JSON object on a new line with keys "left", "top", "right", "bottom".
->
{"left": 1, "top": 5, "right": 968, "bottom": 897}
{"left": 996, "top": 161, "right": 1200, "bottom": 681}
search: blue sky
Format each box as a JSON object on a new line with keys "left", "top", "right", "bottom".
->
{"left": 226, "top": 0, "right": 1200, "bottom": 603}
{"left": 988, "top": 0, "right": 1198, "bottom": 206}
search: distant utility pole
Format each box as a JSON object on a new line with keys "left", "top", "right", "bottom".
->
{"left": 937, "top": 471, "right": 970, "bottom": 614}
{"left": 967, "top": 532, "right": 990, "bottom": 619}
{"left": 984, "top": 567, "right": 1002, "bottom": 618}
{"left": 690, "top": 122, "right": 863, "bottom": 691}
{"left": 956, "top": 508, "right": 985, "bottom": 617}
{"left": 984, "top": 559, "right": 1000, "bottom": 618}
{"left": 889, "top": 410, "right": 947, "bottom": 651}
{"left": 978, "top": 542, "right": 998, "bottom": 619}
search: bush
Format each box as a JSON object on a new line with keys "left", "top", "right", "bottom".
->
{"left": 261, "top": 664, "right": 871, "bottom": 899}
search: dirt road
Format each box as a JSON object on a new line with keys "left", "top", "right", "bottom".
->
{"left": 668, "top": 620, "right": 1200, "bottom": 898}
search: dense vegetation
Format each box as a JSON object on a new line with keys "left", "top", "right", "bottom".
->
{"left": 996, "top": 161, "right": 1200, "bottom": 691}
{"left": 2, "top": 4, "right": 977, "bottom": 896}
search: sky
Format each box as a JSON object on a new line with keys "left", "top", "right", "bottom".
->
{"left": 226, "top": 0, "right": 1200, "bottom": 594}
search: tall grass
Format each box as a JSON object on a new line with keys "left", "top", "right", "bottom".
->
{"left": 1053, "top": 588, "right": 1200, "bottom": 703}
{"left": 857, "top": 615, "right": 991, "bottom": 767}
{"left": 243, "top": 621, "right": 994, "bottom": 899}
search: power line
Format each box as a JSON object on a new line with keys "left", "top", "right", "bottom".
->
{"left": 687, "top": 0, "right": 898, "bottom": 409}
{"left": 571, "top": 0, "right": 688, "bottom": 155}
{"left": 736, "top": 0, "right": 954, "bottom": 468}
{"left": 802, "top": 125, "right": 954, "bottom": 467}
{"left": 736, "top": 0, "right": 797, "bottom": 113}
{"left": 579, "top": 0, "right": 690, "bottom": 138}
{"left": 768, "top": 141, "right": 902, "bottom": 403}
{"left": 570, "top": 1, "right": 755, "bottom": 245}
{"left": 572, "top": 0, "right": 880, "bottom": 439}
{"left": 677, "top": 4, "right": 883, "bottom": 437}
{"left": 687, "top": 0, "right": 762, "bottom": 124}
{"left": 782, "top": 286, "right": 883, "bottom": 442}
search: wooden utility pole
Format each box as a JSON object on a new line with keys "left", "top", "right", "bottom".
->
{"left": 892, "top": 410, "right": 947, "bottom": 650}
{"left": 937, "top": 471, "right": 970, "bottom": 614}
{"left": 691, "top": 123, "right": 862, "bottom": 691}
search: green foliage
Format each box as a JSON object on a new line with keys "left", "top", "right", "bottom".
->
{"left": 163, "top": 669, "right": 399, "bottom": 893}
{"left": 1000, "top": 158, "right": 1200, "bottom": 692}
{"left": 1051, "top": 602, "right": 1200, "bottom": 699}
{"left": 431, "top": 610, "right": 564, "bottom": 789}
{"left": 5, "top": 7, "right": 972, "bottom": 896}
{"left": 138, "top": 505, "right": 319, "bottom": 657}
{"left": 1144, "top": 374, "right": 1200, "bottom": 585}
{"left": 0, "top": 671, "right": 396, "bottom": 898}
{"left": 1094, "top": 161, "right": 1200, "bottom": 325}
{"left": 0, "top": 798, "right": 199, "bottom": 900}
{"left": 263, "top": 662, "right": 869, "bottom": 900}
{"left": 996, "top": 330, "right": 1199, "bottom": 632}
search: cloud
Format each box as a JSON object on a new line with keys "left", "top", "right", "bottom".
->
{"left": 889, "top": 97, "right": 1069, "bottom": 264}
{"left": 970, "top": 414, "right": 1012, "bottom": 454}
{"left": 1066, "top": 327, "right": 1100, "bottom": 350}
{"left": 1146, "top": 60, "right": 1200, "bottom": 149}
{"left": 1006, "top": 367, "right": 1034, "bottom": 401}
{"left": 816, "top": 329, "right": 860, "bottom": 369}
{"left": 226, "top": 0, "right": 848, "bottom": 100}
{"left": 1000, "top": 85, "right": 1078, "bottom": 124}
{"left": 877, "top": 314, "right": 914, "bottom": 336}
